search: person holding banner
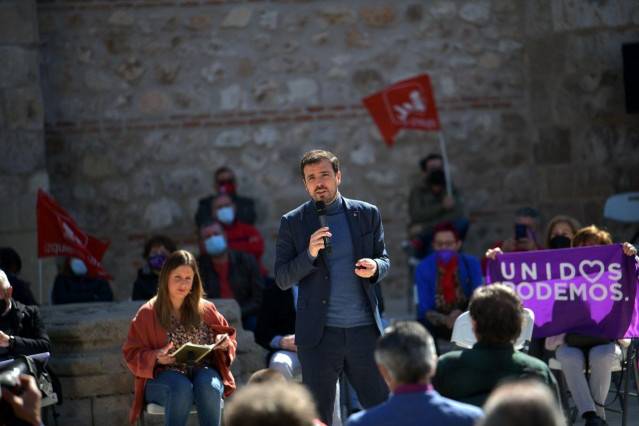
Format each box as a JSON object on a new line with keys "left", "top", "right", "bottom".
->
{"left": 51, "top": 257, "right": 113, "bottom": 304}
{"left": 544, "top": 215, "right": 581, "bottom": 250}
{"left": 408, "top": 154, "right": 468, "bottom": 259}
{"left": 544, "top": 226, "right": 636, "bottom": 426}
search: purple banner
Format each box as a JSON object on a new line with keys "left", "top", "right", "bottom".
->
{"left": 486, "top": 244, "right": 639, "bottom": 338}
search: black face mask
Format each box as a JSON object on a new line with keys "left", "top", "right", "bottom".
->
{"left": 0, "top": 299, "right": 7, "bottom": 313}
{"left": 549, "top": 235, "right": 572, "bottom": 249}
{"left": 427, "top": 169, "right": 446, "bottom": 186}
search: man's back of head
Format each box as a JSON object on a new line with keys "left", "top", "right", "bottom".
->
{"left": 224, "top": 382, "right": 317, "bottom": 426}
{"left": 477, "top": 379, "right": 564, "bottom": 426}
{"left": 469, "top": 284, "right": 523, "bottom": 344}
{"left": 375, "top": 321, "right": 436, "bottom": 387}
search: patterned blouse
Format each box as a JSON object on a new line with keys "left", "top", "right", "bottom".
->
{"left": 160, "top": 316, "right": 218, "bottom": 375}
{"left": 434, "top": 266, "right": 468, "bottom": 315}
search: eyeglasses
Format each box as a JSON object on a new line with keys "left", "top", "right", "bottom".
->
{"left": 217, "top": 179, "right": 234, "bottom": 185}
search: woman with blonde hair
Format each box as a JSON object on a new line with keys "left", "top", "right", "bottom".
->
{"left": 544, "top": 215, "right": 581, "bottom": 249}
{"left": 123, "top": 250, "right": 236, "bottom": 426}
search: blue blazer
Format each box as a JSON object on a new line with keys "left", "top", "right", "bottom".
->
{"left": 415, "top": 253, "right": 483, "bottom": 319}
{"left": 274, "top": 197, "right": 390, "bottom": 348}
{"left": 346, "top": 389, "right": 483, "bottom": 426}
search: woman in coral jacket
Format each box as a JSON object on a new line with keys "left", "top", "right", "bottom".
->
{"left": 123, "top": 250, "right": 236, "bottom": 426}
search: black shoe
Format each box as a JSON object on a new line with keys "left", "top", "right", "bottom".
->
{"left": 584, "top": 417, "right": 604, "bottom": 426}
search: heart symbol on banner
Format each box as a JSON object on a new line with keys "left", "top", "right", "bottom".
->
{"left": 579, "top": 260, "right": 605, "bottom": 283}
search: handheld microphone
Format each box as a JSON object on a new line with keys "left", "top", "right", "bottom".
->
{"left": 315, "top": 201, "right": 332, "bottom": 256}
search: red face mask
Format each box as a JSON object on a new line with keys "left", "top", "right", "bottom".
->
{"left": 218, "top": 181, "right": 236, "bottom": 195}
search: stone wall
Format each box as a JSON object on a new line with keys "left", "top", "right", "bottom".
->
{"left": 1, "top": 0, "right": 637, "bottom": 303}
{"left": 40, "top": 298, "right": 265, "bottom": 425}
{"left": 0, "top": 0, "right": 56, "bottom": 304}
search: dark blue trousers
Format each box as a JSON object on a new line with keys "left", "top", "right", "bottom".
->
{"left": 297, "top": 325, "right": 389, "bottom": 425}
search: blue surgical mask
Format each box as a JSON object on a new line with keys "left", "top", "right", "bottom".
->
{"left": 436, "top": 249, "right": 456, "bottom": 264}
{"left": 70, "top": 258, "right": 88, "bottom": 276}
{"left": 216, "top": 206, "right": 235, "bottom": 225}
{"left": 205, "top": 235, "right": 227, "bottom": 256}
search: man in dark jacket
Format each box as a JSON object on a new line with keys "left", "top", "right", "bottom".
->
{"left": 0, "top": 270, "right": 51, "bottom": 360}
{"left": 198, "top": 221, "right": 264, "bottom": 331}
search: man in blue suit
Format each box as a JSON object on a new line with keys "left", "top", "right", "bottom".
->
{"left": 346, "top": 321, "right": 483, "bottom": 426}
{"left": 275, "top": 150, "right": 390, "bottom": 425}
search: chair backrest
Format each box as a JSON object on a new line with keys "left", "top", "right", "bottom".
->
{"left": 603, "top": 192, "right": 639, "bottom": 224}
{"left": 451, "top": 308, "right": 535, "bottom": 352}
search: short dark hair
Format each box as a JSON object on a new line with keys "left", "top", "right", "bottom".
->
{"left": 0, "top": 247, "right": 22, "bottom": 274}
{"left": 514, "top": 207, "right": 541, "bottom": 226}
{"left": 375, "top": 321, "right": 436, "bottom": 384}
{"left": 300, "top": 150, "right": 339, "bottom": 179}
{"left": 214, "top": 167, "right": 234, "bottom": 183}
{"left": 433, "top": 222, "right": 460, "bottom": 242}
{"left": 470, "top": 284, "right": 523, "bottom": 344}
{"left": 419, "top": 153, "right": 442, "bottom": 171}
{"left": 143, "top": 236, "right": 177, "bottom": 259}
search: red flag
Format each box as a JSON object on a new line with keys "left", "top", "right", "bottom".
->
{"left": 37, "top": 189, "right": 113, "bottom": 280}
{"left": 363, "top": 74, "right": 441, "bottom": 147}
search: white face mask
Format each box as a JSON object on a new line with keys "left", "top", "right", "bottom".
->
{"left": 70, "top": 258, "right": 88, "bottom": 276}
{"left": 216, "top": 206, "right": 235, "bottom": 225}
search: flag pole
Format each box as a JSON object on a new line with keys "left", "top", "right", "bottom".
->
{"left": 38, "top": 259, "right": 43, "bottom": 305}
{"left": 438, "top": 131, "right": 453, "bottom": 197}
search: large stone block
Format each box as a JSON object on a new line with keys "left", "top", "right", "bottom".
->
{"left": 550, "top": 0, "right": 633, "bottom": 31}
{"left": 0, "top": 46, "right": 39, "bottom": 88}
{"left": 93, "top": 394, "right": 134, "bottom": 426}
{"left": 50, "top": 397, "right": 93, "bottom": 425}
{"left": 0, "top": 131, "right": 45, "bottom": 174}
{"left": 60, "top": 372, "right": 134, "bottom": 399}
{"left": 0, "top": 1, "right": 37, "bottom": 45}
{"left": 527, "top": 34, "right": 566, "bottom": 75}
{"left": 534, "top": 126, "right": 571, "bottom": 165}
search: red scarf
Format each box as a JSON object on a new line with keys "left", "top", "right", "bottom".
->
{"left": 438, "top": 255, "right": 458, "bottom": 303}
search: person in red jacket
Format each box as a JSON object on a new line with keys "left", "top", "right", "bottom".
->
{"left": 122, "top": 250, "right": 236, "bottom": 426}
{"left": 211, "top": 194, "right": 268, "bottom": 276}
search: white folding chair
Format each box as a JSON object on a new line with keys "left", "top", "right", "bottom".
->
{"left": 138, "top": 403, "right": 199, "bottom": 426}
{"left": 451, "top": 308, "right": 535, "bottom": 352}
{"left": 603, "top": 192, "right": 639, "bottom": 243}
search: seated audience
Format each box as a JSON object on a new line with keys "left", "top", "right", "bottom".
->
{"left": 346, "top": 321, "right": 483, "bottom": 426}
{"left": 432, "top": 284, "right": 559, "bottom": 407}
{"left": 408, "top": 153, "right": 468, "bottom": 258}
{"left": 51, "top": 257, "right": 113, "bottom": 304}
{"left": 545, "top": 225, "right": 636, "bottom": 426}
{"left": 210, "top": 194, "right": 268, "bottom": 276}
{"left": 0, "top": 269, "right": 60, "bottom": 418}
{"left": 482, "top": 207, "right": 543, "bottom": 273}
{"left": 224, "top": 381, "right": 321, "bottom": 426}
{"left": 477, "top": 379, "right": 564, "bottom": 426}
{"left": 197, "top": 221, "right": 264, "bottom": 331}
{"left": 0, "top": 247, "right": 37, "bottom": 306}
{"left": 254, "top": 284, "right": 298, "bottom": 379}
{"left": 132, "top": 235, "right": 177, "bottom": 301}
{"left": 0, "top": 270, "right": 51, "bottom": 360}
{"left": 195, "top": 166, "right": 256, "bottom": 227}
{"left": 415, "top": 222, "right": 482, "bottom": 346}
{"left": 122, "top": 250, "right": 236, "bottom": 426}
{"left": 544, "top": 215, "right": 581, "bottom": 249}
